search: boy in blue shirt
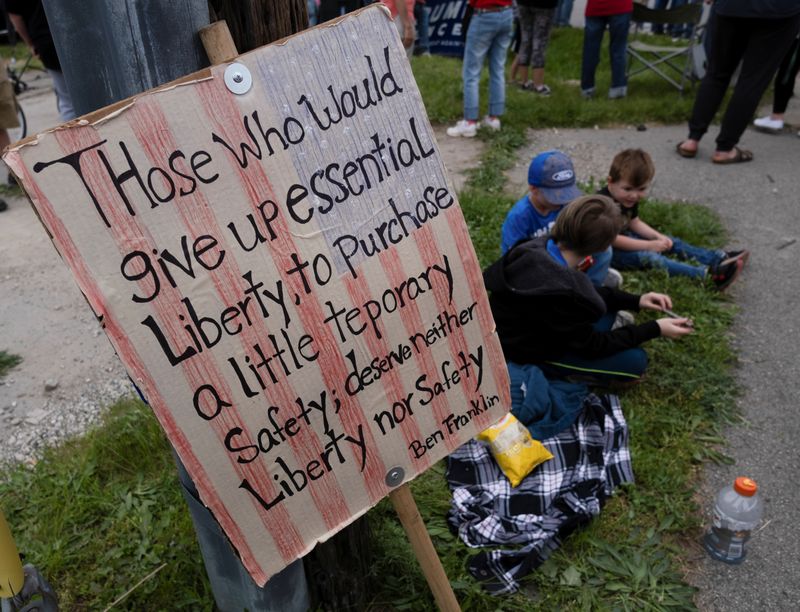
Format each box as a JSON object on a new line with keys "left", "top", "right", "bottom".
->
{"left": 602, "top": 149, "right": 748, "bottom": 290}
{"left": 501, "top": 150, "right": 616, "bottom": 287}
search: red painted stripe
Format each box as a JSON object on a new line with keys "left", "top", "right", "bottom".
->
{"left": 342, "top": 274, "right": 429, "bottom": 469}
{"left": 126, "top": 99, "right": 354, "bottom": 532}
{"left": 194, "top": 76, "right": 388, "bottom": 502}
{"left": 413, "top": 221, "right": 507, "bottom": 433}
{"left": 376, "top": 249, "right": 460, "bottom": 452}
{"left": 442, "top": 207, "right": 511, "bottom": 416}
{"left": 11, "top": 148, "right": 273, "bottom": 579}
{"left": 48, "top": 125, "right": 305, "bottom": 572}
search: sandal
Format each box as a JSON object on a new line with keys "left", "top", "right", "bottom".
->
{"left": 676, "top": 141, "right": 697, "bottom": 158}
{"left": 712, "top": 147, "right": 754, "bottom": 164}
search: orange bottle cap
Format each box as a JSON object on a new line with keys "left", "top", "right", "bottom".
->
{"left": 734, "top": 476, "right": 757, "bottom": 496}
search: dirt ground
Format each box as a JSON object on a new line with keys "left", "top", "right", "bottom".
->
{"left": 0, "top": 82, "right": 484, "bottom": 464}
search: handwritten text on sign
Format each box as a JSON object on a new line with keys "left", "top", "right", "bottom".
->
{"left": 4, "top": 7, "right": 509, "bottom": 585}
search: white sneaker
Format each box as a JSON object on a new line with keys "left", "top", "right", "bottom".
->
{"left": 446, "top": 119, "right": 477, "bottom": 138}
{"left": 481, "top": 116, "right": 501, "bottom": 131}
{"left": 611, "top": 310, "right": 635, "bottom": 330}
{"left": 603, "top": 268, "right": 623, "bottom": 289}
{"left": 753, "top": 116, "right": 784, "bottom": 132}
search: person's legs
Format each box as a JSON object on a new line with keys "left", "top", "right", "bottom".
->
{"left": 460, "top": 15, "right": 494, "bottom": 121}
{"left": 607, "top": 11, "right": 631, "bottom": 97}
{"left": 581, "top": 16, "right": 606, "bottom": 96}
{"left": 530, "top": 8, "right": 555, "bottom": 89}
{"left": 174, "top": 453, "right": 310, "bottom": 611}
{"left": 414, "top": 2, "right": 431, "bottom": 54}
{"left": 545, "top": 345, "right": 649, "bottom": 385}
{"left": 516, "top": 6, "right": 535, "bottom": 78}
{"left": 46, "top": 69, "right": 76, "bottom": 122}
{"left": 486, "top": 9, "right": 514, "bottom": 118}
{"left": 667, "top": 236, "right": 726, "bottom": 266}
{"left": 554, "top": 0, "right": 574, "bottom": 27}
{"left": 772, "top": 35, "right": 800, "bottom": 115}
{"left": 612, "top": 246, "right": 707, "bottom": 278}
{"left": 680, "top": 13, "right": 746, "bottom": 152}
{"left": 715, "top": 14, "right": 800, "bottom": 153}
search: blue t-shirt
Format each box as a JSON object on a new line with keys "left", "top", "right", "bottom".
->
{"left": 500, "top": 194, "right": 559, "bottom": 254}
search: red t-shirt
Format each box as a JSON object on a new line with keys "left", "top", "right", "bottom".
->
{"left": 471, "top": 0, "right": 513, "bottom": 9}
{"left": 585, "top": 0, "right": 633, "bottom": 17}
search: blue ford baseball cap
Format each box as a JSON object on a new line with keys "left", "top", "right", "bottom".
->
{"left": 528, "top": 150, "right": 582, "bottom": 205}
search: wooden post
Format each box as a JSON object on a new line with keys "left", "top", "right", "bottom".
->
{"left": 199, "top": 20, "right": 239, "bottom": 64}
{"left": 389, "top": 484, "right": 461, "bottom": 612}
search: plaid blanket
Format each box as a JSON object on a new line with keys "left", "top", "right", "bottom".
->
{"left": 446, "top": 393, "right": 633, "bottom": 594}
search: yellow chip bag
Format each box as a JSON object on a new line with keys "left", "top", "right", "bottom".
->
{"left": 477, "top": 413, "right": 553, "bottom": 487}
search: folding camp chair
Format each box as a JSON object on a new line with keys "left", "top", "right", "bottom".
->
{"left": 626, "top": 3, "right": 705, "bottom": 94}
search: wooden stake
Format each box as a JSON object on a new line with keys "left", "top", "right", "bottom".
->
{"left": 389, "top": 484, "right": 461, "bottom": 612}
{"left": 199, "top": 20, "right": 239, "bottom": 64}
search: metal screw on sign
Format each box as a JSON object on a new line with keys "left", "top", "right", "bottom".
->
{"left": 385, "top": 467, "right": 405, "bottom": 488}
{"left": 223, "top": 63, "right": 252, "bottom": 95}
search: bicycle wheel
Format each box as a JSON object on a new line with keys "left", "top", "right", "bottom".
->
{"left": 8, "top": 100, "right": 27, "bottom": 145}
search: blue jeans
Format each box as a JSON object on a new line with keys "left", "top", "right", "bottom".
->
{"left": 554, "top": 0, "right": 574, "bottom": 27}
{"left": 611, "top": 233, "right": 725, "bottom": 279}
{"left": 586, "top": 245, "right": 612, "bottom": 287}
{"left": 414, "top": 2, "right": 431, "bottom": 53}
{"left": 174, "top": 453, "right": 310, "bottom": 611}
{"left": 462, "top": 8, "right": 514, "bottom": 120}
{"left": 543, "top": 313, "right": 649, "bottom": 384}
{"left": 581, "top": 13, "right": 631, "bottom": 94}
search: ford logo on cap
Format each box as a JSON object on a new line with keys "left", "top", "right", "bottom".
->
{"left": 552, "top": 169, "right": 574, "bottom": 182}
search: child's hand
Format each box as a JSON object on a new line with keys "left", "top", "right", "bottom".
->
{"left": 639, "top": 292, "right": 673, "bottom": 311}
{"left": 657, "top": 235, "right": 674, "bottom": 250}
{"left": 656, "top": 318, "right": 694, "bottom": 338}
{"left": 650, "top": 236, "right": 672, "bottom": 252}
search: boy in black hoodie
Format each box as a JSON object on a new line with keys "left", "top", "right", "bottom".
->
{"left": 484, "top": 194, "right": 693, "bottom": 385}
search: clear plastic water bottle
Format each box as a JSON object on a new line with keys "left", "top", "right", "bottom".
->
{"left": 703, "top": 476, "right": 763, "bottom": 564}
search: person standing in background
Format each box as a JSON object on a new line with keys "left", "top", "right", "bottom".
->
{"left": 413, "top": 0, "right": 431, "bottom": 55}
{"left": 753, "top": 34, "right": 800, "bottom": 137}
{"left": 580, "top": 0, "right": 633, "bottom": 99}
{"left": 513, "top": 0, "right": 558, "bottom": 95}
{"left": 447, "top": 0, "right": 514, "bottom": 137}
{"left": 553, "top": 0, "right": 574, "bottom": 26}
{"left": 676, "top": 0, "right": 800, "bottom": 163}
{"left": 6, "top": 0, "right": 75, "bottom": 122}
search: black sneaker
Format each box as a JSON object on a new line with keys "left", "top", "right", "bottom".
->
{"left": 0, "top": 198, "right": 7, "bottom": 212}
{"left": 709, "top": 259, "right": 743, "bottom": 291}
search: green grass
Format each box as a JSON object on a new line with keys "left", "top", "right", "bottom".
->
{"left": 0, "top": 32, "right": 741, "bottom": 610}
{"left": 0, "top": 350, "right": 22, "bottom": 377}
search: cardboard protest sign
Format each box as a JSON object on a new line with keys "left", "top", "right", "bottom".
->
{"left": 3, "top": 6, "right": 510, "bottom": 585}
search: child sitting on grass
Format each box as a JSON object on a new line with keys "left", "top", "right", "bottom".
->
{"left": 485, "top": 195, "right": 693, "bottom": 386}
{"left": 600, "top": 149, "right": 748, "bottom": 290}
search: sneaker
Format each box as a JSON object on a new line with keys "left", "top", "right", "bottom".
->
{"left": 603, "top": 268, "right": 624, "bottom": 289}
{"left": 753, "top": 116, "right": 784, "bottom": 132}
{"left": 709, "top": 259, "right": 743, "bottom": 291}
{"left": 608, "top": 86, "right": 627, "bottom": 99}
{"left": 533, "top": 84, "right": 551, "bottom": 96}
{"left": 611, "top": 310, "right": 635, "bottom": 330}
{"left": 0, "top": 199, "right": 7, "bottom": 212}
{"left": 446, "top": 119, "right": 477, "bottom": 138}
{"left": 481, "top": 116, "right": 501, "bottom": 131}
{"left": 719, "top": 249, "right": 750, "bottom": 268}
{"left": 581, "top": 88, "right": 595, "bottom": 99}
